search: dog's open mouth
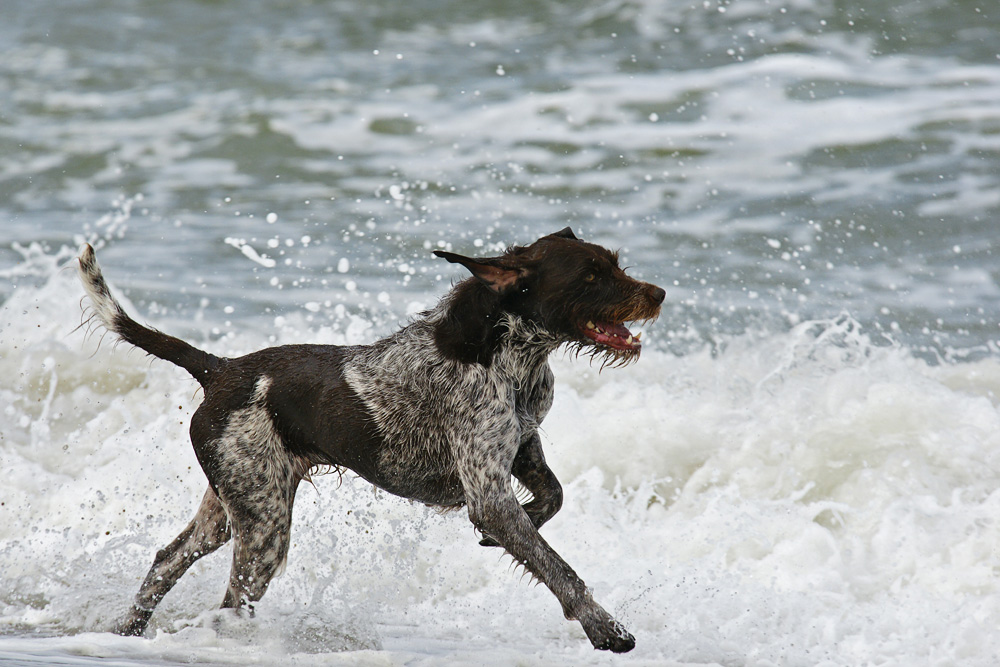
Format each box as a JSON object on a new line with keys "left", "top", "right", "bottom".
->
{"left": 581, "top": 320, "right": 641, "bottom": 352}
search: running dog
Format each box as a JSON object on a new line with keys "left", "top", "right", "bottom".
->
{"left": 78, "top": 227, "right": 664, "bottom": 652}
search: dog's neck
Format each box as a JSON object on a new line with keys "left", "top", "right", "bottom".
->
{"left": 430, "top": 278, "right": 559, "bottom": 368}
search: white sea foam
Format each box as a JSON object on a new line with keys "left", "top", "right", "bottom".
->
{"left": 2, "top": 254, "right": 1000, "bottom": 665}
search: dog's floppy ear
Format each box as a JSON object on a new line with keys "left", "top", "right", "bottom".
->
{"left": 549, "top": 226, "right": 579, "bottom": 241}
{"left": 433, "top": 251, "right": 525, "bottom": 294}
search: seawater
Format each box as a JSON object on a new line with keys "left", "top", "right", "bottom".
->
{"left": 2, "top": 0, "right": 1000, "bottom": 664}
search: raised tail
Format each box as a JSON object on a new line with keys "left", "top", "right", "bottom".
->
{"left": 78, "top": 244, "right": 224, "bottom": 388}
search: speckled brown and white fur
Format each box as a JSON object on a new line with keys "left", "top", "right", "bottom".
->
{"left": 77, "top": 228, "right": 665, "bottom": 653}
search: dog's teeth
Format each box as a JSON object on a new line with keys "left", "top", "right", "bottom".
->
{"left": 626, "top": 335, "right": 633, "bottom": 344}
{"left": 587, "top": 321, "right": 596, "bottom": 330}
{"left": 634, "top": 332, "right": 642, "bottom": 341}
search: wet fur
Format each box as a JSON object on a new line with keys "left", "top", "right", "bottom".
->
{"left": 77, "top": 228, "right": 665, "bottom": 652}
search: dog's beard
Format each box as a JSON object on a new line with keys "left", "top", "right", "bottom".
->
{"left": 565, "top": 339, "right": 641, "bottom": 370}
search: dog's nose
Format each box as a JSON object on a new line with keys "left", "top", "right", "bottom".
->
{"left": 650, "top": 286, "right": 666, "bottom": 305}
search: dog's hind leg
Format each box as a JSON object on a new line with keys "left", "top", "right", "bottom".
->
{"left": 217, "top": 471, "right": 302, "bottom": 612}
{"left": 113, "top": 486, "right": 231, "bottom": 636}
{"left": 189, "top": 376, "right": 310, "bottom": 615}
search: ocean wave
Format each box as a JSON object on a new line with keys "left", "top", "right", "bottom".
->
{"left": 3, "top": 252, "right": 1000, "bottom": 663}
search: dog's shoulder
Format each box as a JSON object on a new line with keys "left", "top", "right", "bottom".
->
{"left": 344, "top": 314, "right": 489, "bottom": 400}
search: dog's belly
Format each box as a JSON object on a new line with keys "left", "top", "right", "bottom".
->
{"left": 367, "top": 457, "right": 467, "bottom": 507}
{"left": 310, "top": 394, "right": 468, "bottom": 505}
{"left": 310, "top": 425, "right": 467, "bottom": 506}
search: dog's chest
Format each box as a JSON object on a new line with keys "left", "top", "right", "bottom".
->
{"left": 510, "top": 355, "right": 555, "bottom": 431}
{"left": 341, "top": 324, "right": 553, "bottom": 502}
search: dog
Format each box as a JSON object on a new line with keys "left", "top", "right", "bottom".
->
{"left": 77, "top": 227, "right": 665, "bottom": 653}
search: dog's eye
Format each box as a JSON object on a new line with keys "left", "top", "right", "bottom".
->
{"left": 584, "top": 272, "right": 596, "bottom": 282}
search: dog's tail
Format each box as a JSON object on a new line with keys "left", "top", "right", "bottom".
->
{"left": 78, "top": 243, "right": 224, "bottom": 389}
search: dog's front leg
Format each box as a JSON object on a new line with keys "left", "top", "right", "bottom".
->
{"left": 479, "top": 433, "right": 562, "bottom": 548}
{"left": 460, "top": 458, "right": 635, "bottom": 653}
{"left": 511, "top": 433, "right": 564, "bottom": 528}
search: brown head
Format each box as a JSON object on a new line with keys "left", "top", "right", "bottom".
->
{"left": 433, "top": 227, "right": 665, "bottom": 367}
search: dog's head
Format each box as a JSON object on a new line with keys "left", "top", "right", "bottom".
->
{"left": 434, "top": 228, "right": 665, "bottom": 366}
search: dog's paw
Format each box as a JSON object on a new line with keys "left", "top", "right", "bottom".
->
{"left": 588, "top": 619, "right": 635, "bottom": 653}
{"left": 111, "top": 607, "right": 152, "bottom": 637}
{"left": 578, "top": 607, "right": 636, "bottom": 653}
{"left": 112, "top": 620, "right": 147, "bottom": 637}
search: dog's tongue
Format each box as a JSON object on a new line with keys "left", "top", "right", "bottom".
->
{"left": 582, "top": 320, "right": 641, "bottom": 351}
